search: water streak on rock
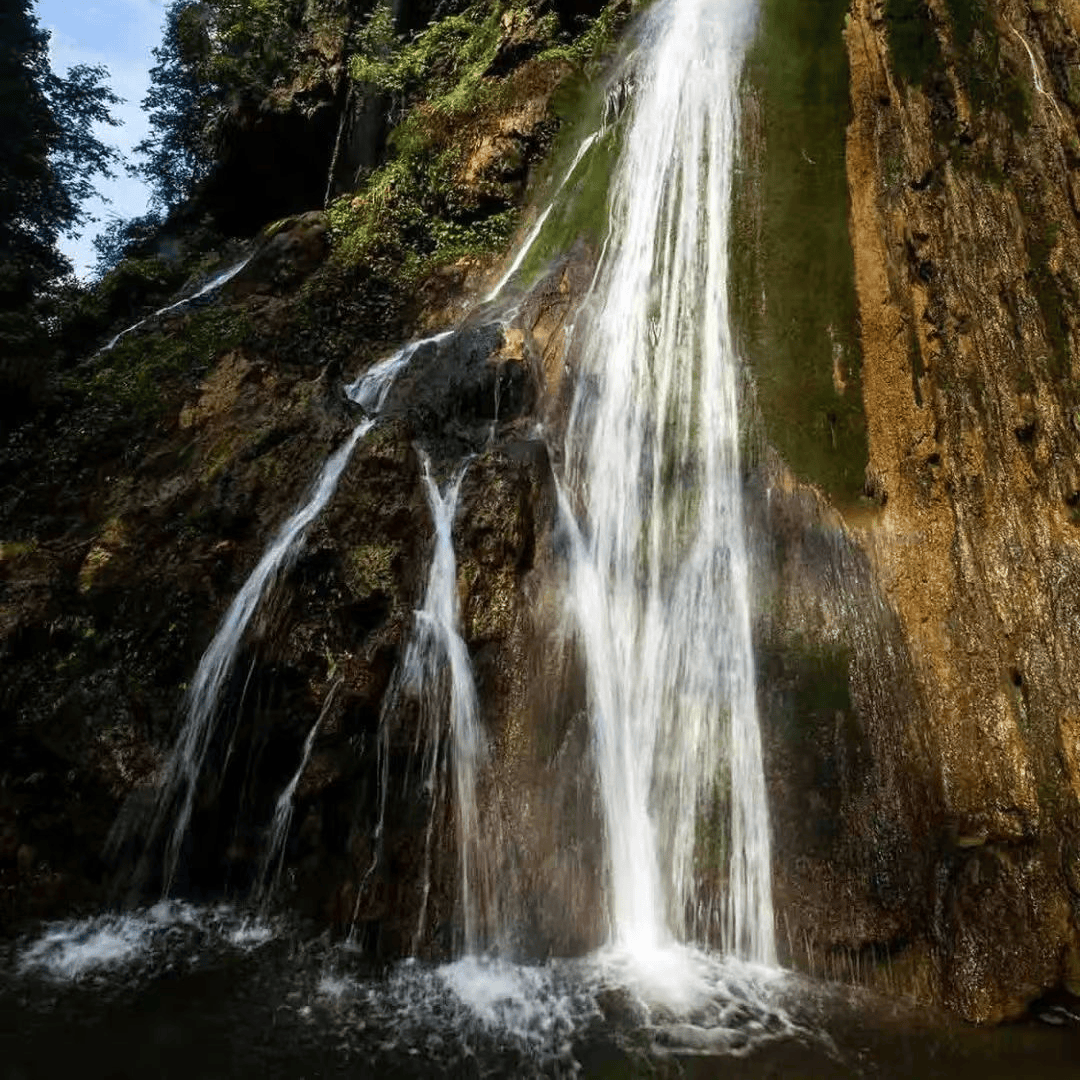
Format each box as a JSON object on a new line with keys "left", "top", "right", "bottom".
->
{"left": 483, "top": 131, "right": 601, "bottom": 304}
{"left": 100, "top": 256, "right": 252, "bottom": 353}
{"left": 154, "top": 420, "right": 371, "bottom": 893}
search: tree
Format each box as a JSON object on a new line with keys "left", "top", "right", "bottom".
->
{"left": 134, "top": 1, "right": 214, "bottom": 212}
{"left": 0, "top": 0, "right": 121, "bottom": 398}
{"left": 134, "top": 0, "right": 297, "bottom": 215}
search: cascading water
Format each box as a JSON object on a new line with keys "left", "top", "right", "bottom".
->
{"left": 100, "top": 256, "right": 252, "bottom": 354}
{"left": 484, "top": 131, "right": 601, "bottom": 304}
{"left": 403, "top": 456, "right": 492, "bottom": 955}
{"left": 559, "top": 0, "right": 774, "bottom": 966}
{"left": 345, "top": 331, "right": 454, "bottom": 411}
{"left": 151, "top": 420, "right": 372, "bottom": 892}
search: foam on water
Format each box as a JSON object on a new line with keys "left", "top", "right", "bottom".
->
{"left": 16, "top": 903, "right": 276, "bottom": 983}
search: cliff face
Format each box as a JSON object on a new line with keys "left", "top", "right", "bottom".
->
{"left": 840, "top": 0, "right": 1080, "bottom": 1019}
{"left": 3, "top": 0, "right": 1080, "bottom": 1027}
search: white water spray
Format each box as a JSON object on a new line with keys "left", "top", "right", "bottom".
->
{"left": 560, "top": 0, "right": 774, "bottom": 966}
{"left": 154, "top": 420, "right": 371, "bottom": 892}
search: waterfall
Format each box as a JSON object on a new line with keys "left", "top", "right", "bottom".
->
{"left": 483, "top": 131, "right": 601, "bottom": 304}
{"left": 404, "top": 456, "right": 491, "bottom": 955}
{"left": 153, "top": 420, "right": 371, "bottom": 893}
{"left": 100, "top": 256, "right": 252, "bottom": 354}
{"left": 560, "top": 0, "right": 774, "bottom": 965}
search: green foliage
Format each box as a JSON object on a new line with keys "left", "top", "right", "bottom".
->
{"left": 91, "top": 212, "right": 167, "bottom": 277}
{"left": 134, "top": 1, "right": 216, "bottom": 212}
{"left": 0, "top": 0, "right": 122, "bottom": 415}
{"left": 135, "top": 0, "right": 305, "bottom": 214}
{"left": 69, "top": 303, "right": 250, "bottom": 420}
{"left": 332, "top": 0, "right": 632, "bottom": 292}
{"left": 350, "top": 2, "right": 556, "bottom": 113}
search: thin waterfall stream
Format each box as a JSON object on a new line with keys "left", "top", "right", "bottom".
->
{"left": 402, "top": 456, "right": 492, "bottom": 956}
{"left": 150, "top": 418, "right": 372, "bottom": 892}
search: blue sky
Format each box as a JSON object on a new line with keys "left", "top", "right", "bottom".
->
{"left": 38, "top": 0, "right": 167, "bottom": 277}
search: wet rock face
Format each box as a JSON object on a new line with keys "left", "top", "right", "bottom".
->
{"left": 836, "top": 0, "right": 1080, "bottom": 1020}
{"left": 379, "top": 324, "right": 536, "bottom": 462}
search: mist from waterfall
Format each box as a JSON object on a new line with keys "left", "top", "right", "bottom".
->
{"left": 560, "top": 0, "right": 774, "bottom": 965}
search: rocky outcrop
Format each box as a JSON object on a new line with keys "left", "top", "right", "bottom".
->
{"left": 780, "top": 0, "right": 1080, "bottom": 1022}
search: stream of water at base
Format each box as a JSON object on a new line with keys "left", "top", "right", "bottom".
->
{"left": 5, "top": 909, "right": 1080, "bottom": 1079}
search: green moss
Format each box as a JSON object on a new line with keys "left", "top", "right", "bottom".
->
{"left": 0, "top": 539, "right": 38, "bottom": 562}
{"left": 513, "top": 122, "right": 622, "bottom": 285}
{"left": 886, "top": 0, "right": 1030, "bottom": 136}
{"left": 733, "top": 0, "right": 867, "bottom": 506}
{"left": 885, "top": 0, "right": 944, "bottom": 90}
{"left": 347, "top": 541, "right": 398, "bottom": 596}
{"left": 69, "top": 304, "right": 252, "bottom": 420}
{"left": 1023, "top": 215, "right": 1071, "bottom": 379}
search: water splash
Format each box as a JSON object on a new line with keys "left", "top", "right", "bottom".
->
{"left": 100, "top": 256, "right": 252, "bottom": 353}
{"left": 403, "top": 455, "right": 492, "bottom": 954}
{"left": 15, "top": 902, "right": 275, "bottom": 983}
{"left": 153, "top": 421, "right": 371, "bottom": 893}
{"left": 559, "top": 0, "right": 774, "bottom": 966}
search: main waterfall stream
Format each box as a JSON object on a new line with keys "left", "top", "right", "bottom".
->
{"left": 558, "top": 0, "right": 771, "bottom": 969}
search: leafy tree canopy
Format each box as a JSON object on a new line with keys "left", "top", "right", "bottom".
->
{"left": 0, "top": 0, "right": 121, "bottom": 298}
{"left": 133, "top": 0, "right": 300, "bottom": 215}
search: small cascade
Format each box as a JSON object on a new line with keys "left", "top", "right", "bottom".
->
{"left": 255, "top": 679, "right": 341, "bottom": 906}
{"left": 403, "top": 455, "right": 491, "bottom": 955}
{"left": 483, "top": 131, "right": 601, "bottom": 304}
{"left": 559, "top": 0, "right": 774, "bottom": 969}
{"left": 100, "top": 256, "right": 252, "bottom": 353}
{"left": 346, "top": 331, "right": 454, "bottom": 412}
{"left": 152, "top": 420, "right": 372, "bottom": 892}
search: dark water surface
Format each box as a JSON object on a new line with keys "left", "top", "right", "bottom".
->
{"left": 2, "top": 907, "right": 1077, "bottom": 1079}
